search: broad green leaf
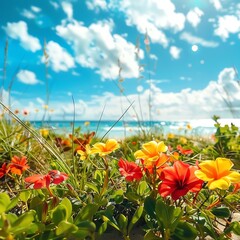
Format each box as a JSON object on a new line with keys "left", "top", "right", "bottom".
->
{"left": 144, "top": 230, "right": 161, "bottom": 240}
{"left": 98, "top": 221, "right": 108, "bottom": 236}
{"left": 56, "top": 220, "right": 78, "bottom": 236}
{"left": 6, "top": 196, "right": 19, "bottom": 212}
{"left": 102, "top": 215, "right": 120, "bottom": 231}
{"left": 173, "top": 221, "right": 198, "bottom": 240}
{"left": 52, "top": 205, "right": 67, "bottom": 225}
{"left": 137, "top": 181, "right": 150, "bottom": 196}
{"left": 128, "top": 206, "right": 143, "bottom": 233}
{"left": 74, "top": 203, "right": 98, "bottom": 224}
{"left": 61, "top": 197, "right": 72, "bottom": 220}
{"left": 118, "top": 214, "right": 128, "bottom": 235}
{"left": 77, "top": 220, "right": 96, "bottom": 233}
{"left": 211, "top": 207, "right": 231, "bottom": 218}
{"left": 19, "top": 190, "right": 31, "bottom": 202}
{"left": 144, "top": 196, "right": 156, "bottom": 219}
{"left": 86, "top": 182, "right": 99, "bottom": 194}
{"left": 0, "top": 193, "right": 10, "bottom": 213}
{"left": 11, "top": 210, "right": 35, "bottom": 228}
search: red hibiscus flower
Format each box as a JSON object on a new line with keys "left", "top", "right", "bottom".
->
{"left": 0, "top": 163, "right": 9, "bottom": 178}
{"left": 9, "top": 156, "right": 30, "bottom": 175}
{"left": 177, "top": 145, "right": 194, "bottom": 155}
{"left": 118, "top": 158, "right": 143, "bottom": 182}
{"left": 25, "top": 170, "right": 69, "bottom": 195}
{"left": 158, "top": 161, "right": 203, "bottom": 200}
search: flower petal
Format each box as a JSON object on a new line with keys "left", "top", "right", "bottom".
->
{"left": 208, "top": 178, "right": 231, "bottom": 190}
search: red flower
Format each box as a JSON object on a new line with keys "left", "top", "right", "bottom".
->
{"left": 118, "top": 158, "right": 143, "bottom": 182}
{"left": 25, "top": 174, "right": 51, "bottom": 189}
{"left": 158, "top": 161, "right": 203, "bottom": 200}
{"left": 0, "top": 163, "right": 9, "bottom": 178}
{"left": 48, "top": 170, "right": 69, "bottom": 184}
{"left": 177, "top": 145, "right": 194, "bottom": 155}
{"left": 9, "top": 156, "right": 30, "bottom": 175}
{"left": 25, "top": 170, "right": 68, "bottom": 195}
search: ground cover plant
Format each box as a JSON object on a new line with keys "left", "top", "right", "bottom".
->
{"left": 1, "top": 107, "right": 240, "bottom": 240}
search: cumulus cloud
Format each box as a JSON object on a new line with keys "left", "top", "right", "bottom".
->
{"left": 169, "top": 46, "right": 181, "bottom": 59}
{"left": 186, "top": 7, "right": 204, "bottom": 27}
{"left": 214, "top": 15, "right": 240, "bottom": 40}
{"left": 3, "top": 21, "right": 41, "bottom": 52}
{"left": 116, "top": 0, "right": 185, "bottom": 47}
{"left": 209, "top": 0, "right": 222, "bottom": 10}
{"left": 56, "top": 19, "right": 144, "bottom": 80}
{"left": 86, "top": 0, "right": 108, "bottom": 11}
{"left": 11, "top": 67, "right": 240, "bottom": 125}
{"left": 21, "top": 6, "right": 41, "bottom": 19}
{"left": 180, "top": 32, "right": 219, "bottom": 47}
{"left": 61, "top": 1, "right": 73, "bottom": 19}
{"left": 17, "top": 70, "right": 42, "bottom": 85}
{"left": 43, "top": 41, "right": 75, "bottom": 72}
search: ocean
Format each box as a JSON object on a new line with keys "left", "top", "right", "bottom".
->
{"left": 31, "top": 118, "right": 240, "bottom": 139}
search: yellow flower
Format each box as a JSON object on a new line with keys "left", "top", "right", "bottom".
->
{"left": 77, "top": 144, "right": 91, "bottom": 160}
{"left": 90, "top": 139, "right": 119, "bottom": 156}
{"left": 39, "top": 128, "right": 49, "bottom": 138}
{"left": 186, "top": 123, "right": 192, "bottom": 130}
{"left": 167, "top": 133, "right": 175, "bottom": 139}
{"left": 195, "top": 158, "right": 240, "bottom": 190}
{"left": 179, "top": 137, "right": 187, "bottom": 144}
{"left": 134, "top": 141, "right": 168, "bottom": 162}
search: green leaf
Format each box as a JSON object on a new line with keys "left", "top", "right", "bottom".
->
{"left": 19, "top": 190, "right": 31, "bottom": 202}
{"left": 98, "top": 221, "right": 108, "bottom": 236}
{"left": 61, "top": 197, "right": 72, "bottom": 220}
{"left": 56, "top": 220, "right": 78, "bottom": 236}
{"left": 74, "top": 203, "right": 98, "bottom": 224}
{"left": 144, "top": 197, "right": 156, "bottom": 219}
{"left": 86, "top": 182, "right": 100, "bottom": 194}
{"left": 137, "top": 181, "right": 150, "bottom": 196}
{"left": 11, "top": 210, "right": 36, "bottom": 234}
{"left": 128, "top": 206, "right": 143, "bottom": 233}
{"left": 211, "top": 207, "right": 231, "bottom": 218}
{"left": 0, "top": 193, "right": 11, "bottom": 213}
{"left": 173, "top": 221, "right": 198, "bottom": 240}
{"left": 77, "top": 220, "right": 96, "bottom": 233}
{"left": 102, "top": 215, "right": 120, "bottom": 231}
{"left": 118, "top": 214, "right": 128, "bottom": 235}
{"left": 6, "top": 196, "right": 19, "bottom": 212}
{"left": 52, "top": 205, "right": 67, "bottom": 225}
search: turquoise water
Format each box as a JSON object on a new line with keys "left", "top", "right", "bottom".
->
{"left": 30, "top": 119, "right": 227, "bottom": 139}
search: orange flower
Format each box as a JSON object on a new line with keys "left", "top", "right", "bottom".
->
{"left": 9, "top": 156, "right": 29, "bottom": 175}
{"left": 90, "top": 139, "right": 120, "bottom": 156}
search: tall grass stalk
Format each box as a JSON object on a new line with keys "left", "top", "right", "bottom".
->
{"left": 1, "top": 38, "right": 8, "bottom": 102}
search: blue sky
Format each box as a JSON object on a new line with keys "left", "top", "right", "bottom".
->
{"left": 0, "top": 0, "right": 240, "bottom": 121}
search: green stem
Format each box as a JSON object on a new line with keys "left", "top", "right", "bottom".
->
{"left": 100, "top": 157, "right": 109, "bottom": 196}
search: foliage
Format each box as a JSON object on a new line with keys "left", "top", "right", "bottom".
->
{"left": 1, "top": 112, "right": 240, "bottom": 240}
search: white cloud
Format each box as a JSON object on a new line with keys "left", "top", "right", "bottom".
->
{"left": 17, "top": 70, "right": 41, "bottom": 85}
{"left": 11, "top": 68, "right": 240, "bottom": 124}
{"left": 61, "top": 1, "right": 73, "bottom": 19}
{"left": 21, "top": 9, "right": 35, "bottom": 19}
{"left": 169, "top": 46, "right": 181, "bottom": 59}
{"left": 186, "top": 7, "right": 204, "bottom": 27}
{"left": 116, "top": 0, "right": 185, "bottom": 47}
{"left": 86, "top": 0, "right": 108, "bottom": 11}
{"left": 3, "top": 21, "right": 41, "bottom": 52}
{"left": 43, "top": 41, "right": 75, "bottom": 72}
{"left": 209, "top": 0, "right": 222, "bottom": 10}
{"left": 56, "top": 19, "right": 144, "bottom": 80}
{"left": 50, "top": 1, "right": 59, "bottom": 9}
{"left": 149, "top": 54, "right": 158, "bottom": 60}
{"left": 214, "top": 15, "right": 240, "bottom": 40}
{"left": 180, "top": 32, "right": 219, "bottom": 47}
{"left": 31, "top": 6, "right": 41, "bottom": 13}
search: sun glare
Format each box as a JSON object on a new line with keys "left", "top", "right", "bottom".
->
{"left": 192, "top": 45, "right": 199, "bottom": 52}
